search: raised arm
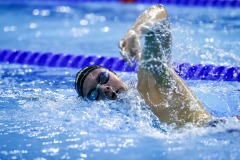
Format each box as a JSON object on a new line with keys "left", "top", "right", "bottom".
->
{"left": 119, "top": 5, "right": 212, "bottom": 127}
{"left": 119, "top": 5, "right": 169, "bottom": 63}
{"left": 119, "top": 5, "right": 171, "bottom": 84}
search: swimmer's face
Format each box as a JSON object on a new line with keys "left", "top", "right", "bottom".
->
{"left": 82, "top": 68, "right": 128, "bottom": 100}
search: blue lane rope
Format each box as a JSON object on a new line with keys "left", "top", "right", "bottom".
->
{"left": 0, "top": 49, "right": 240, "bottom": 81}
{"left": 0, "top": 0, "right": 239, "bottom": 7}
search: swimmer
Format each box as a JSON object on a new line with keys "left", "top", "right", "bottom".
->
{"left": 75, "top": 4, "right": 212, "bottom": 127}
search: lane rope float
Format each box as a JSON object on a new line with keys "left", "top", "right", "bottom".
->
{"left": 1, "top": 49, "right": 240, "bottom": 81}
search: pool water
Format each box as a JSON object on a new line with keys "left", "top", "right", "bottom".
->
{"left": 1, "top": 1, "right": 240, "bottom": 65}
{"left": 1, "top": 1, "right": 240, "bottom": 160}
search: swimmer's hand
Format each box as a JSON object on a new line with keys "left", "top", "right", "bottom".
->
{"left": 118, "top": 30, "right": 141, "bottom": 66}
{"left": 119, "top": 5, "right": 168, "bottom": 66}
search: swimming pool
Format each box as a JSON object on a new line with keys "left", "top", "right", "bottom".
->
{"left": 1, "top": 1, "right": 240, "bottom": 159}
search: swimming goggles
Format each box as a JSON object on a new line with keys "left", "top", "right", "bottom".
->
{"left": 88, "top": 72, "right": 110, "bottom": 100}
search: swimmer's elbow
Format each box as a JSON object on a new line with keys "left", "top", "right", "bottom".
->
{"left": 132, "top": 4, "right": 169, "bottom": 36}
{"left": 155, "top": 5, "right": 168, "bottom": 20}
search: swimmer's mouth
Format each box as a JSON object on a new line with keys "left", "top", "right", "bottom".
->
{"left": 112, "top": 89, "right": 121, "bottom": 100}
{"left": 111, "top": 87, "right": 126, "bottom": 100}
{"left": 112, "top": 92, "right": 117, "bottom": 100}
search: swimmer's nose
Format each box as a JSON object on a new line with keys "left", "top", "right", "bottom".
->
{"left": 98, "top": 85, "right": 116, "bottom": 100}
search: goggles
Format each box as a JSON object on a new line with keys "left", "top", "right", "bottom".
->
{"left": 87, "top": 72, "right": 110, "bottom": 100}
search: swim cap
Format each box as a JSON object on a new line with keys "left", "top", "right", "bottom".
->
{"left": 75, "top": 65, "right": 103, "bottom": 98}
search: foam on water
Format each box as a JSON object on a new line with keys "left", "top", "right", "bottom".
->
{"left": 1, "top": 64, "right": 240, "bottom": 159}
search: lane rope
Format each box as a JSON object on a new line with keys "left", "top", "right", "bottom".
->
{"left": 1, "top": 49, "right": 239, "bottom": 81}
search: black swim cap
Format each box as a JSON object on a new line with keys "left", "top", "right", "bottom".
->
{"left": 75, "top": 65, "right": 103, "bottom": 98}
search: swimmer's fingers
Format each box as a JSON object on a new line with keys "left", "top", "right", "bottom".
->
{"left": 119, "top": 40, "right": 133, "bottom": 66}
{"left": 129, "top": 38, "right": 141, "bottom": 62}
{"left": 119, "top": 30, "right": 141, "bottom": 66}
